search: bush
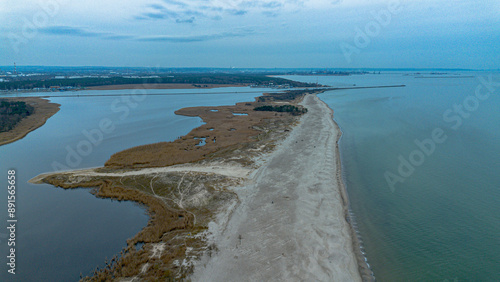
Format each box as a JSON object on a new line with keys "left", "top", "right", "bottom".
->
{"left": 253, "top": 105, "right": 308, "bottom": 116}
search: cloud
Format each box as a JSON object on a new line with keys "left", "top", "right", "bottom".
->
{"left": 261, "top": 1, "right": 283, "bottom": 9}
{"left": 136, "top": 3, "right": 201, "bottom": 23}
{"left": 136, "top": 29, "right": 256, "bottom": 42}
{"left": 39, "top": 26, "right": 106, "bottom": 37}
{"left": 104, "top": 34, "right": 136, "bottom": 40}
{"left": 149, "top": 4, "right": 166, "bottom": 10}
{"left": 142, "top": 12, "right": 169, "bottom": 19}
{"left": 162, "top": 0, "right": 188, "bottom": 8}
{"left": 176, "top": 17, "right": 195, "bottom": 23}
{"left": 133, "top": 0, "right": 299, "bottom": 23}
{"left": 37, "top": 25, "right": 255, "bottom": 43}
{"left": 227, "top": 9, "right": 248, "bottom": 16}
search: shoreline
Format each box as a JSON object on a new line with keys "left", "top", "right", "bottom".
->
{"left": 87, "top": 83, "right": 248, "bottom": 90}
{"left": 317, "top": 95, "right": 375, "bottom": 281}
{"left": 0, "top": 97, "right": 60, "bottom": 146}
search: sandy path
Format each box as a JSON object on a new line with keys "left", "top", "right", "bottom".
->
{"left": 29, "top": 164, "right": 252, "bottom": 184}
{"left": 191, "top": 95, "right": 361, "bottom": 281}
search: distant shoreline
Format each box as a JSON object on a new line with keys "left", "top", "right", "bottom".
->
{"left": 87, "top": 83, "right": 249, "bottom": 90}
{"left": 0, "top": 97, "right": 60, "bottom": 146}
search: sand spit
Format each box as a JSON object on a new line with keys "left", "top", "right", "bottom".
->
{"left": 29, "top": 90, "right": 370, "bottom": 281}
{"left": 191, "top": 95, "right": 364, "bottom": 281}
{"left": 0, "top": 97, "right": 60, "bottom": 146}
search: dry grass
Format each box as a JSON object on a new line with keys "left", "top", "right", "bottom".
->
{"left": 0, "top": 97, "right": 60, "bottom": 146}
{"left": 105, "top": 90, "right": 310, "bottom": 169}
{"left": 43, "top": 170, "right": 240, "bottom": 281}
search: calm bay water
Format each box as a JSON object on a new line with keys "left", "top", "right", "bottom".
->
{"left": 0, "top": 87, "right": 264, "bottom": 281}
{"left": 286, "top": 73, "right": 500, "bottom": 280}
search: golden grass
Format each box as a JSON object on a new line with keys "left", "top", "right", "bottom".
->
{"left": 105, "top": 92, "right": 308, "bottom": 169}
{"left": 44, "top": 174, "right": 200, "bottom": 280}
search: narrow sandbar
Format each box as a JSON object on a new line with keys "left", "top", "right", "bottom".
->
{"left": 191, "top": 94, "right": 367, "bottom": 281}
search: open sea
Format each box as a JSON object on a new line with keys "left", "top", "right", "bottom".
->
{"left": 285, "top": 73, "right": 500, "bottom": 281}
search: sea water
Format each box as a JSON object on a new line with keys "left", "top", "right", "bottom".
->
{"left": 287, "top": 73, "right": 500, "bottom": 281}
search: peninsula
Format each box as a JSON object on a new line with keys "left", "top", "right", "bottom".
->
{"left": 30, "top": 88, "right": 371, "bottom": 281}
{"left": 0, "top": 97, "right": 60, "bottom": 146}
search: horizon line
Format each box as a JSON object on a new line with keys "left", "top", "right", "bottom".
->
{"left": 1, "top": 65, "right": 499, "bottom": 71}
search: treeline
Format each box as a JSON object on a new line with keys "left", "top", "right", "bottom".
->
{"left": 257, "top": 89, "right": 317, "bottom": 103}
{"left": 0, "top": 74, "right": 316, "bottom": 90}
{"left": 0, "top": 100, "right": 34, "bottom": 132}
{"left": 254, "top": 105, "right": 308, "bottom": 116}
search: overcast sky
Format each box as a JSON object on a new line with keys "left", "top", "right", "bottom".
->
{"left": 1, "top": 0, "right": 499, "bottom": 68}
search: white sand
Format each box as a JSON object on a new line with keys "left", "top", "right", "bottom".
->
{"left": 191, "top": 95, "right": 361, "bottom": 281}
{"left": 29, "top": 163, "right": 252, "bottom": 184}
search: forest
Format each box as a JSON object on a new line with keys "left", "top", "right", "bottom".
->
{"left": 254, "top": 104, "right": 308, "bottom": 116}
{"left": 0, "top": 100, "right": 34, "bottom": 132}
{"left": 0, "top": 74, "right": 317, "bottom": 90}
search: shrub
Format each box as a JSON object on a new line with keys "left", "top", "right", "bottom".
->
{"left": 253, "top": 105, "right": 308, "bottom": 116}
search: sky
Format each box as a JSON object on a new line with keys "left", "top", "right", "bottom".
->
{"left": 1, "top": 0, "right": 499, "bottom": 68}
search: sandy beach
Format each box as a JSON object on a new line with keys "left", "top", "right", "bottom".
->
{"left": 191, "top": 94, "right": 363, "bottom": 281}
